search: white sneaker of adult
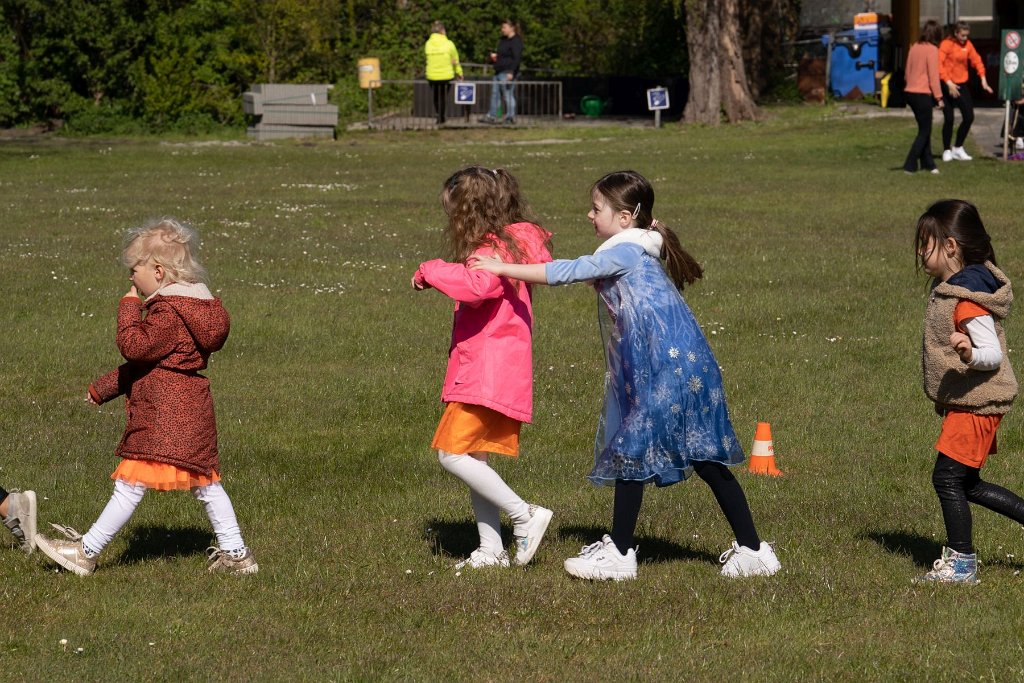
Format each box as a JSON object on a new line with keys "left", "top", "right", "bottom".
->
{"left": 942, "top": 150, "right": 953, "bottom": 162}
{"left": 719, "top": 541, "right": 781, "bottom": 577}
{"left": 1016, "top": 137, "right": 1024, "bottom": 150}
{"left": 951, "top": 146, "right": 972, "bottom": 161}
{"left": 563, "top": 534, "right": 637, "bottom": 581}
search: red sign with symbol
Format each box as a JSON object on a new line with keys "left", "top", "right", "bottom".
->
{"left": 1007, "top": 31, "right": 1021, "bottom": 50}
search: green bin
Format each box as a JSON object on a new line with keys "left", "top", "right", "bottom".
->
{"left": 580, "top": 96, "right": 605, "bottom": 117}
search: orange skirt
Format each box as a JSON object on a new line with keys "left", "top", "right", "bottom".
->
{"left": 431, "top": 402, "right": 521, "bottom": 457}
{"left": 935, "top": 410, "right": 1001, "bottom": 469}
{"left": 112, "top": 460, "right": 220, "bottom": 491}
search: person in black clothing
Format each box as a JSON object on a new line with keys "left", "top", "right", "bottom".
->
{"left": 481, "top": 20, "right": 523, "bottom": 124}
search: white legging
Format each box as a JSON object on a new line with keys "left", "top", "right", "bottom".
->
{"left": 437, "top": 450, "right": 531, "bottom": 556}
{"left": 82, "top": 479, "right": 246, "bottom": 555}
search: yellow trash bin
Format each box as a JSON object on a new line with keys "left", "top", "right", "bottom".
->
{"left": 358, "top": 58, "right": 380, "bottom": 89}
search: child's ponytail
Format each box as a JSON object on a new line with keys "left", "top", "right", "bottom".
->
{"left": 651, "top": 219, "right": 703, "bottom": 290}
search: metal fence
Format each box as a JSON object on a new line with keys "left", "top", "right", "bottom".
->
{"left": 367, "top": 79, "right": 563, "bottom": 130}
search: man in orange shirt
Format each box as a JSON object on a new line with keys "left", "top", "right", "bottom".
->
{"left": 939, "top": 21, "right": 993, "bottom": 162}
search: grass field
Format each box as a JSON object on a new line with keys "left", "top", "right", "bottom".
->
{"left": 3, "top": 107, "right": 1024, "bottom": 680}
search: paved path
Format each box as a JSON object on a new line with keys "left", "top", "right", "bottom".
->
{"left": 834, "top": 101, "right": 1014, "bottom": 159}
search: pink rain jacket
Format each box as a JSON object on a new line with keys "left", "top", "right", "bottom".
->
{"left": 414, "top": 222, "right": 552, "bottom": 422}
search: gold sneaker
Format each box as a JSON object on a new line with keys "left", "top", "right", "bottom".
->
{"left": 206, "top": 546, "right": 259, "bottom": 575}
{"left": 35, "top": 525, "right": 96, "bottom": 576}
{"left": 3, "top": 490, "right": 37, "bottom": 553}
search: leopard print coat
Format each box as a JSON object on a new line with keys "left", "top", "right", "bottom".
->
{"left": 90, "top": 288, "right": 230, "bottom": 477}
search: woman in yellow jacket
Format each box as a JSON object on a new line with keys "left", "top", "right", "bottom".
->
{"left": 939, "top": 21, "right": 993, "bottom": 162}
{"left": 425, "top": 21, "right": 463, "bottom": 125}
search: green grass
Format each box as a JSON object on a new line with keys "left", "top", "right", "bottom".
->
{"left": 4, "top": 106, "right": 1024, "bottom": 680}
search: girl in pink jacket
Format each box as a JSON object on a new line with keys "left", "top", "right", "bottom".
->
{"left": 412, "top": 166, "right": 554, "bottom": 570}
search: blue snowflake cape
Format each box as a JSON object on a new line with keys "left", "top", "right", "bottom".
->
{"left": 545, "top": 229, "right": 745, "bottom": 486}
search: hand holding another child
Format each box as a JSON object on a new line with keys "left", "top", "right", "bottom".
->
{"left": 467, "top": 254, "right": 505, "bottom": 275}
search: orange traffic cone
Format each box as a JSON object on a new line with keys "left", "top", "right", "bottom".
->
{"left": 748, "top": 422, "right": 783, "bottom": 476}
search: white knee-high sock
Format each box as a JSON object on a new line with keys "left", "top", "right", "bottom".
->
{"left": 83, "top": 479, "right": 146, "bottom": 556}
{"left": 437, "top": 451, "right": 531, "bottom": 541}
{"left": 469, "top": 489, "right": 504, "bottom": 555}
{"left": 192, "top": 482, "right": 246, "bottom": 552}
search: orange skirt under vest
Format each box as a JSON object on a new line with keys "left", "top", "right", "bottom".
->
{"left": 112, "top": 459, "right": 221, "bottom": 491}
{"left": 431, "top": 402, "right": 521, "bottom": 457}
{"left": 935, "top": 410, "right": 1001, "bottom": 469}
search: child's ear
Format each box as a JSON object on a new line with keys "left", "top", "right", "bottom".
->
{"left": 944, "top": 236, "right": 959, "bottom": 257}
{"left": 153, "top": 263, "right": 166, "bottom": 282}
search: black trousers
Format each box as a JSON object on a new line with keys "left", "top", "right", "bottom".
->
{"left": 941, "top": 81, "right": 974, "bottom": 149}
{"left": 429, "top": 80, "right": 449, "bottom": 123}
{"left": 610, "top": 461, "right": 760, "bottom": 554}
{"left": 0, "top": 485, "right": 7, "bottom": 505}
{"left": 932, "top": 453, "right": 1024, "bottom": 554}
{"left": 903, "top": 92, "right": 937, "bottom": 172}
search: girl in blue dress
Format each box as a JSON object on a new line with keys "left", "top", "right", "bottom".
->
{"left": 471, "top": 170, "right": 780, "bottom": 580}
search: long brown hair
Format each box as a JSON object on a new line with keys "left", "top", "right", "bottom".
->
{"left": 591, "top": 170, "right": 703, "bottom": 290}
{"left": 493, "top": 167, "right": 552, "bottom": 255}
{"left": 441, "top": 166, "right": 529, "bottom": 263}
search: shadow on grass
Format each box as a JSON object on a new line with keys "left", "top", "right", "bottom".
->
{"left": 558, "top": 524, "right": 719, "bottom": 565}
{"left": 424, "top": 518, "right": 490, "bottom": 559}
{"left": 862, "top": 530, "right": 942, "bottom": 568}
{"left": 116, "top": 525, "right": 212, "bottom": 565}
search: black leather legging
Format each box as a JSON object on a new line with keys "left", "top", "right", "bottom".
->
{"left": 932, "top": 453, "right": 1024, "bottom": 554}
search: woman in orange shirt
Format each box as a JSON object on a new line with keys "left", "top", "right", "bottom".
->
{"left": 938, "top": 21, "right": 993, "bottom": 161}
{"left": 903, "top": 21, "right": 944, "bottom": 173}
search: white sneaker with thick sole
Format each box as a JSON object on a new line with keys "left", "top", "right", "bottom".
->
{"left": 3, "top": 490, "right": 37, "bottom": 552}
{"left": 951, "top": 146, "right": 972, "bottom": 161}
{"left": 942, "top": 150, "right": 953, "bottom": 162}
{"left": 513, "top": 504, "right": 553, "bottom": 566}
{"left": 1016, "top": 137, "right": 1024, "bottom": 150}
{"left": 564, "top": 534, "right": 637, "bottom": 581}
{"left": 719, "top": 541, "right": 781, "bottom": 577}
{"left": 455, "top": 548, "right": 510, "bottom": 570}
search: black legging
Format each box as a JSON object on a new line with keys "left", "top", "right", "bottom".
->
{"left": 429, "top": 80, "right": 449, "bottom": 123}
{"left": 610, "top": 461, "right": 760, "bottom": 554}
{"left": 903, "top": 92, "right": 938, "bottom": 172}
{"left": 932, "top": 453, "right": 1024, "bottom": 554}
{"left": 0, "top": 485, "right": 7, "bottom": 505}
{"left": 941, "top": 81, "right": 974, "bottom": 150}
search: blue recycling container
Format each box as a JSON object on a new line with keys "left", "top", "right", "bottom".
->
{"left": 823, "top": 27, "right": 880, "bottom": 98}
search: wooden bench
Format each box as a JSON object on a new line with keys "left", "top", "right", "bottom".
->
{"left": 243, "top": 84, "right": 338, "bottom": 140}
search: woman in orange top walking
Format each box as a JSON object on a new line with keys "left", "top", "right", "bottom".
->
{"left": 938, "top": 21, "right": 992, "bottom": 162}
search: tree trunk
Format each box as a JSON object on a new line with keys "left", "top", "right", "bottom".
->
{"left": 683, "top": 0, "right": 722, "bottom": 125}
{"left": 683, "top": 0, "right": 761, "bottom": 125}
{"left": 719, "top": 0, "right": 759, "bottom": 122}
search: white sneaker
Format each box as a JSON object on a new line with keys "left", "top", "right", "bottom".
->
{"left": 3, "top": 490, "right": 36, "bottom": 552}
{"left": 564, "top": 534, "right": 637, "bottom": 581}
{"left": 951, "top": 146, "right": 972, "bottom": 161}
{"left": 455, "top": 548, "right": 510, "bottom": 570}
{"left": 513, "top": 504, "right": 553, "bottom": 566}
{"left": 719, "top": 541, "right": 781, "bottom": 577}
{"left": 942, "top": 150, "right": 953, "bottom": 162}
{"left": 1016, "top": 137, "right": 1024, "bottom": 150}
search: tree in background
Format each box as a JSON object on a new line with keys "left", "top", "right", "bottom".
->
{"left": 683, "top": 0, "right": 757, "bottom": 124}
{"left": 0, "top": 0, "right": 795, "bottom": 132}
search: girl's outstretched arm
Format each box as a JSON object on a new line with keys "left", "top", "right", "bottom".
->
{"left": 469, "top": 255, "right": 548, "bottom": 284}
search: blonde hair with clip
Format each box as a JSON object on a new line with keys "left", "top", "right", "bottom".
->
{"left": 121, "top": 217, "right": 208, "bottom": 284}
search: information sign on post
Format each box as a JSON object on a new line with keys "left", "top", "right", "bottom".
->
{"left": 454, "top": 82, "right": 476, "bottom": 106}
{"left": 646, "top": 87, "right": 669, "bottom": 128}
{"left": 998, "top": 30, "right": 1024, "bottom": 159}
